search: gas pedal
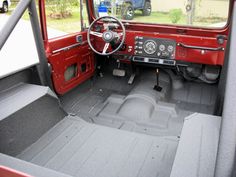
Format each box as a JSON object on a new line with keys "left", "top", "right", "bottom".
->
{"left": 128, "top": 73, "right": 136, "bottom": 85}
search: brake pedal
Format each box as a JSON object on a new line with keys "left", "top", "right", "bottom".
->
{"left": 113, "top": 69, "right": 126, "bottom": 77}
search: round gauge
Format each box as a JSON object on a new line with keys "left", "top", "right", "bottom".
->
{"left": 143, "top": 40, "right": 157, "bottom": 55}
{"left": 167, "top": 45, "right": 174, "bottom": 53}
{"left": 159, "top": 44, "right": 165, "bottom": 51}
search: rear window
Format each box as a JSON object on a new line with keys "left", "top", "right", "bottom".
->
{"left": 93, "top": 0, "right": 230, "bottom": 28}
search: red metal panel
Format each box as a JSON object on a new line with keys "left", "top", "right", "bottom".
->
{"left": 47, "top": 31, "right": 95, "bottom": 95}
{"left": 0, "top": 166, "right": 32, "bottom": 177}
{"left": 94, "top": 31, "right": 226, "bottom": 65}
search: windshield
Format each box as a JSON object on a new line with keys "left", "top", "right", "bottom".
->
{"left": 93, "top": 0, "right": 230, "bottom": 28}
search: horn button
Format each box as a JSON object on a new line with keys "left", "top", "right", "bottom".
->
{"left": 103, "top": 31, "right": 114, "bottom": 43}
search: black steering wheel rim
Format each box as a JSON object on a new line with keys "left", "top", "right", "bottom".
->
{"left": 87, "top": 16, "right": 126, "bottom": 56}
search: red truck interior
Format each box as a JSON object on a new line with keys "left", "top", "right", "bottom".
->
{"left": 0, "top": 0, "right": 236, "bottom": 177}
{"left": 41, "top": 0, "right": 231, "bottom": 94}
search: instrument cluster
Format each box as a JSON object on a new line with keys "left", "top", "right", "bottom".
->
{"left": 134, "top": 36, "right": 176, "bottom": 58}
{"left": 133, "top": 36, "right": 176, "bottom": 66}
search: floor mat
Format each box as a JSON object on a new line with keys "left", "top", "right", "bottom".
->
{"left": 17, "top": 116, "right": 178, "bottom": 177}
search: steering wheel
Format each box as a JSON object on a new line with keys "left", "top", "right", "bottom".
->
{"left": 87, "top": 16, "right": 126, "bottom": 56}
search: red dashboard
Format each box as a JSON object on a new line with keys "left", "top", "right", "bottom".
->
{"left": 104, "top": 31, "right": 227, "bottom": 66}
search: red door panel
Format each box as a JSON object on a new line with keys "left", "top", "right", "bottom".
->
{"left": 47, "top": 31, "right": 95, "bottom": 95}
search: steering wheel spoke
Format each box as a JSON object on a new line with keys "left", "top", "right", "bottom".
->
{"left": 118, "top": 32, "right": 124, "bottom": 37}
{"left": 103, "top": 43, "right": 110, "bottom": 54}
{"left": 90, "top": 31, "right": 103, "bottom": 37}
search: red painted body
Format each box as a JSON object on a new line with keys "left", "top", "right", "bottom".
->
{"left": 38, "top": 0, "right": 95, "bottom": 95}
{"left": 94, "top": 30, "right": 227, "bottom": 65}
{"left": 38, "top": 0, "right": 233, "bottom": 94}
{"left": 47, "top": 32, "right": 95, "bottom": 95}
{"left": 0, "top": 166, "right": 31, "bottom": 177}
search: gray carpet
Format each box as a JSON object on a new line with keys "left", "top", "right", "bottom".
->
{"left": 61, "top": 69, "right": 217, "bottom": 137}
{"left": 17, "top": 116, "right": 178, "bottom": 177}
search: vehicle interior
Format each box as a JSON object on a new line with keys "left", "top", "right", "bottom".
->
{"left": 0, "top": 0, "right": 236, "bottom": 176}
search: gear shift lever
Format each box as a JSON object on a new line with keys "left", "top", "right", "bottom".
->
{"left": 154, "top": 68, "right": 162, "bottom": 92}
